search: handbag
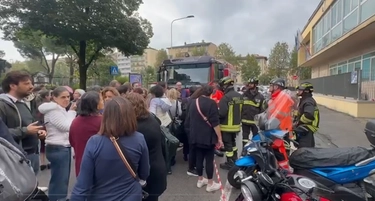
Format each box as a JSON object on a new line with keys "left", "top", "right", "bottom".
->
{"left": 0, "top": 137, "right": 38, "bottom": 201}
{"left": 110, "top": 136, "right": 149, "bottom": 200}
{"left": 169, "top": 100, "right": 183, "bottom": 139}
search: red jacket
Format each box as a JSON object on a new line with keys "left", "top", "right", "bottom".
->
{"left": 210, "top": 89, "right": 224, "bottom": 105}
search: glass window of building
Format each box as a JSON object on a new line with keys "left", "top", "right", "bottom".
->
{"left": 362, "top": 58, "right": 371, "bottom": 81}
{"left": 371, "top": 58, "right": 375, "bottom": 81}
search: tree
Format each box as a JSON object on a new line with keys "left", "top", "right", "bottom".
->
{"left": 154, "top": 49, "right": 168, "bottom": 67}
{"left": 258, "top": 73, "right": 272, "bottom": 85}
{"left": 268, "top": 42, "right": 290, "bottom": 78}
{"left": 87, "top": 56, "right": 117, "bottom": 86}
{"left": 175, "top": 51, "right": 185, "bottom": 58}
{"left": 240, "top": 54, "right": 261, "bottom": 81}
{"left": 11, "top": 29, "right": 66, "bottom": 83}
{"left": 190, "top": 47, "right": 206, "bottom": 56}
{"left": 141, "top": 66, "right": 156, "bottom": 87}
{"left": 215, "top": 43, "right": 240, "bottom": 70}
{"left": 0, "top": 0, "right": 153, "bottom": 90}
{"left": 9, "top": 61, "right": 28, "bottom": 71}
{"left": 289, "top": 49, "right": 311, "bottom": 80}
{"left": 115, "top": 76, "right": 129, "bottom": 84}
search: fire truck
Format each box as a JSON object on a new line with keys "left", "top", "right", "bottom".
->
{"left": 157, "top": 55, "right": 236, "bottom": 88}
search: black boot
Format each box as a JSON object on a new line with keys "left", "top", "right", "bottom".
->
{"left": 220, "top": 156, "right": 234, "bottom": 170}
{"left": 233, "top": 150, "right": 238, "bottom": 161}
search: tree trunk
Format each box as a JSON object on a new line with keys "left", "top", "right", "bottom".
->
{"left": 69, "top": 62, "right": 74, "bottom": 85}
{"left": 78, "top": 40, "right": 87, "bottom": 90}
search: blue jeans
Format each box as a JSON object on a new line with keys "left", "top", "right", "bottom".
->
{"left": 46, "top": 145, "right": 71, "bottom": 201}
{"left": 26, "top": 153, "right": 40, "bottom": 175}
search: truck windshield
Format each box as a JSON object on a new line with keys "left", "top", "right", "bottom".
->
{"left": 164, "top": 63, "right": 210, "bottom": 85}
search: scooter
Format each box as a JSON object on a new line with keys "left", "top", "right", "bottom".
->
{"left": 289, "top": 119, "right": 375, "bottom": 200}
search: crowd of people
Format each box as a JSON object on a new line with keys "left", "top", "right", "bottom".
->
{"left": 0, "top": 69, "right": 320, "bottom": 201}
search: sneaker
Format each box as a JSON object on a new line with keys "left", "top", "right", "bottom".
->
{"left": 206, "top": 182, "right": 221, "bottom": 192}
{"left": 197, "top": 178, "right": 208, "bottom": 188}
{"left": 187, "top": 169, "right": 198, "bottom": 176}
{"left": 38, "top": 186, "right": 48, "bottom": 192}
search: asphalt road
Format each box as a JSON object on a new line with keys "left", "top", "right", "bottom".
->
{"left": 37, "top": 105, "right": 372, "bottom": 201}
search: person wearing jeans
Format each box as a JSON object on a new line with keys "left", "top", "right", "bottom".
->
{"left": 39, "top": 86, "right": 77, "bottom": 201}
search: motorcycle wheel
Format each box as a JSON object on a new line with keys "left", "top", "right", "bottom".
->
{"left": 234, "top": 193, "right": 244, "bottom": 201}
{"left": 228, "top": 166, "right": 254, "bottom": 189}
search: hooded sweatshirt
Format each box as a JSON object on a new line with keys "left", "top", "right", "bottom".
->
{"left": 38, "top": 102, "right": 76, "bottom": 147}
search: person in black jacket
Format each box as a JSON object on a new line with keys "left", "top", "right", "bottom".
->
{"left": 125, "top": 93, "right": 167, "bottom": 201}
{"left": 185, "top": 85, "right": 223, "bottom": 192}
{"left": 241, "top": 78, "right": 265, "bottom": 148}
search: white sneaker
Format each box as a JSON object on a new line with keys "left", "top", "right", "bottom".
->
{"left": 38, "top": 186, "right": 48, "bottom": 192}
{"left": 197, "top": 178, "right": 208, "bottom": 188}
{"left": 206, "top": 182, "right": 221, "bottom": 192}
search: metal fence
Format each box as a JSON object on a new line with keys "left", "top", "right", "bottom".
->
{"left": 301, "top": 71, "right": 361, "bottom": 99}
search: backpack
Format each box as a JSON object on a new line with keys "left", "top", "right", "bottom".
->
{"left": 0, "top": 137, "right": 38, "bottom": 201}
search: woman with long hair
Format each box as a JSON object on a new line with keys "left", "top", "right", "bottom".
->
{"left": 185, "top": 85, "right": 223, "bottom": 192}
{"left": 101, "top": 87, "right": 120, "bottom": 103}
{"left": 125, "top": 93, "right": 167, "bottom": 201}
{"left": 71, "top": 97, "right": 149, "bottom": 201}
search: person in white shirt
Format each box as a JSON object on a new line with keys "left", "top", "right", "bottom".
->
{"left": 38, "top": 86, "right": 77, "bottom": 201}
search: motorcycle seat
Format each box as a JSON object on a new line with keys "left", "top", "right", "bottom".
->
{"left": 289, "top": 147, "right": 374, "bottom": 169}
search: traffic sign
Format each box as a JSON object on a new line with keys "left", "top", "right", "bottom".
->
{"left": 110, "top": 66, "right": 119, "bottom": 75}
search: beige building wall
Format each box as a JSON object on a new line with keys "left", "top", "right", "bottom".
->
{"left": 130, "top": 48, "right": 158, "bottom": 73}
{"left": 167, "top": 41, "right": 217, "bottom": 58}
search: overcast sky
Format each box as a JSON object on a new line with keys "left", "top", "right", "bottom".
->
{"left": 0, "top": 0, "right": 320, "bottom": 61}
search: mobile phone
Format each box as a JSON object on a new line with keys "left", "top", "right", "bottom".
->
{"left": 42, "top": 122, "right": 49, "bottom": 126}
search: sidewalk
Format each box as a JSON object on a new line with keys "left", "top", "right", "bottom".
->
{"left": 315, "top": 105, "right": 371, "bottom": 148}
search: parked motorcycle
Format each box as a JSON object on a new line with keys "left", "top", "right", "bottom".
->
{"left": 228, "top": 118, "right": 291, "bottom": 189}
{"left": 289, "top": 119, "right": 375, "bottom": 200}
{"left": 233, "top": 120, "right": 331, "bottom": 201}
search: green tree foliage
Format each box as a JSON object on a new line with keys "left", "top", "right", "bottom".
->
{"left": 268, "top": 42, "right": 290, "bottom": 78}
{"left": 141, "top": 66, "right": 156, "bottom": 87}
{"left": 87, "top": 56, "right": 117, "bottom": 86}
{"left": 241, "top": 54, "right": 261, "bottom": 81}
{"left": 11, "top": 29, "right": 66, "bottom": 83}
{"left": 190, "top": 47, "right": 206, "bottom": 56}
{"left": 215, "top": 43, "right": 240, "bottom": 70}
{"left": 0, "top": 0, "right": 153, "bottom": 90}
{"left": 289, "top": 49, "right": 311, "bottom": 80}
{"left": 0, "top": 50, "right": 11, "bottom": 76}
{"left": 258, "top": 73, "right": 273, "bottom": 85}
{"left": 0, "top": 50, "right": 4, "bottom": 58}
{"left": 115, "top": 76, "right": 129, "bottom": 84}
{"left": 154, "top": 49, "right": 168, "bottom": 67}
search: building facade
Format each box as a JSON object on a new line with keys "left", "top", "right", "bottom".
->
{"left": 113, "top": 53, "right": 131, "bottom": 75}
{"left": 167, "top": 41, "right": 217, "bottom": 58}
{"left": 298, "top": 0, "right": 375, "bottom": 79}
{"left": 130, "top": 48, "right": 158, "bottom": 73}
{"left": 297, "top": 0, "right": 375, "bottom": 117}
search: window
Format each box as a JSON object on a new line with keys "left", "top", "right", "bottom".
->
{"left": 344, "top": 0, "right": 359, "bottom": 16}
{"left": 331, "top": 22, "right": 342, "bottom": 41}
{"left": 331, "top": 3, "right": 338, "bottom": 26}
{"left": 363, "top": 51, "right": 375, "bottom": 59}
{"left": 371, "top": 58, "right": 375, "bottom": 81}
{"left": 360, "top": 0, "right": 375, "bottom": 22}
{"left": 348, "top": 63, "right": 355, "bottom": 72}
{"left": 355, "top": 61, "right": 361, "bottom": 70}
{"left": 343, "top": 9, "right": 358, "bottom": 33}
{"left": 349, "top": 56, "right": 361, "bottom": 63}
{"left": 362, "top": 58, "right": 370, "bottom": 81}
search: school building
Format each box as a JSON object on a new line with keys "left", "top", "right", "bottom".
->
{"left": 297, "top": 0, "right": 375, "bottom": 118}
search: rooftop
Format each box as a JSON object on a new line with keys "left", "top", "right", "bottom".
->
{"left": 167, "top": 41, "right": 213, "bottom": 49}
{"left": 301, "top": 0, "right": 324, "bottom": 33}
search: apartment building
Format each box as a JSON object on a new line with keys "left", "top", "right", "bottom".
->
{"left": 130, "top": 48, "right": 158, "bottom": 73}
{"left": 236, "top": 54, "right": 268, "bottom": 83}
{"left": 167, "top": 41, "right": 217, "bottom": 58}
{"left": 113, "top": 52, "right": 131, "bottom": 75}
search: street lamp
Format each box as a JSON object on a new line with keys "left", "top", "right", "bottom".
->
{"left": 170, "top": 15, "right": 195, "bottom": 48}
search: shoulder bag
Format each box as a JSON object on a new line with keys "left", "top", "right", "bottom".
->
{"left": 196, "top": 98, "right": 212, "bottom": 127}
{"left": 110, "top": 136, "right": 149, "bottom": 200}
{"left": 169, "top": 100, "right": 183, "bottom": 139}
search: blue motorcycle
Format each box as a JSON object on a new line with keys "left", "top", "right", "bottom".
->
{"left": 288, "top": 119, "right": 375, "bottom": 200}
{"left": 227, "top": 118, "right": 290, "bottom": 189}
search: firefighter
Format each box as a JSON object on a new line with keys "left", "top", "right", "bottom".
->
{"left": 294, "top": 82, "right": 320, "bottom": 148}
{"left": 241, "top": 78, "right": 265, "bottom": 148}
{"left": 218, "top": 76, "right": 243, "bottom": 170}
{"left": 267, "top": 78, "right": 294, "bottom": 134}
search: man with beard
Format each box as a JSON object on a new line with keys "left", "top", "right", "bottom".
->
{"left": 0, "top": 70, "right": 47, "bottom": 175}
{"left": 241, "top": 78, "right": 265, "bottom": 148}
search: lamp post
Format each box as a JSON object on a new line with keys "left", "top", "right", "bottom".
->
{"left": 170, "top": 15, "right": 195, "bottom": 48}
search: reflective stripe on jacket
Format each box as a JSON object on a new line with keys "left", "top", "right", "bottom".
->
{"left": 219, "top": 87, "right": 243, "bottom": 132}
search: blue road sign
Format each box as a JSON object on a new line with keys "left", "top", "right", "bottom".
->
{"left": 110, "top": 66, "right": 119, "bottom": 75}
